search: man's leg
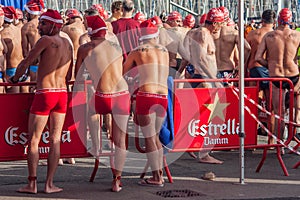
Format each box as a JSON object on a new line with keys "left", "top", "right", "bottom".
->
{"left": 44, "top": 112, "right": 66, "bottom": 193}
{"left": 18, "top": 113, "right": 49, "bottom": 193}
{"left": 111, "top": 114, "right": 128, "bottom": 192}
{"left": 139, "top": 113, "right": 163, "bottom": 184}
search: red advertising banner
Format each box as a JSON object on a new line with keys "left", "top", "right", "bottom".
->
{"left": 0, "top": 92, "right": 88, "bottom": 161}
{"left": 173, "top": 87, "right": 258, "bottom": 151}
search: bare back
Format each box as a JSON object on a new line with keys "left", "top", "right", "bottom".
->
{"left": 34, "top": 35, "right": 73, "bottom": 89}
{"left": 21, "top": 18, "right": 40, "bottom": 58}
{"left": 0, "top": 24, "right": 23, "bottom": 68}
{"left": 214, "top": 26, "right": 239, "bottom": 71}
{"left": 124, "top": 42, "right": 169, "bottom": 94}
{"left": 79, "top": 38, "right": 128, "bottom": 92}
{"left": 246, "top": 25, "right": 273, "bottom": 69}
{"left": 62, "top": 20, "right": 86, "bottom": 59}
{"left": 256, "top": 27, "right": 300, "bottom": 77}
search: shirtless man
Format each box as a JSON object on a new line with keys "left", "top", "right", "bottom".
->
{"left": 124, "top": 19, "right": 169, "bottom": 187}
{"left": 106, "top": 0, "right": 122, "bottom": 23}
{"left": 0, "top": 7, "right": 7, "bottom": 93}
{"left": 1, "top": 6, "right": 24, "bottom": 93}
{"left": 22, "top": 0, "right": 45, "bottom": 88}
{"left": 11, "top": 9, "right": 73, "bottom": 193}
{"left": 215, "top": 6, "right": 250, "bottom": 81}
{"left": 76, "top": 15, "right": 129, "bottom": 192}
{"left": 246, "top": 10, "right": 276, "bottom": 89}
{"left": 179, "top": 8, "right": 224, "bottom": 164}
{"left": 255, "top": 8, "right": 300, "bottom": 144}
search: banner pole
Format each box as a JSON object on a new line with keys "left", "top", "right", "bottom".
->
{"left": 238, "top": 0, "right": 245, "bottom": 184}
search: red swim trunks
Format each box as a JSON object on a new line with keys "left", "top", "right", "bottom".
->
{"left": 30, "top": 88, "right": 68, "bottom": 115}
{"left": 92, "top": 91, "right": 130, "bottom": 115}
{"left": 135, "top": 91, "right": 168, "bottom": 117}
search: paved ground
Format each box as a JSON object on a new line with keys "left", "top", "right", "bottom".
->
{"left": 0, "top": 144, "right": 299, "bottom": 200}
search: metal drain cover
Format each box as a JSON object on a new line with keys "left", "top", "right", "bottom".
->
{"left": 156, "top": 189, "right": 205, "bottom": 198}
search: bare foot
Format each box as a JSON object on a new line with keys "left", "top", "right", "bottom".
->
{"left": 44, "top": 185, "right": 63, "bottom": 194}
{"left": 111, "top": 177, "right": 122, "bottom": 192}
{"left": 17, "top": 184, "right": 37, "bottom": 194}
{"left": 199, "top": 155, "right": 223, "bottom": 164}
{"left": 65, "top": 158, "right": 75, "bottom": 164}
{"left": 188, "top": 152, "right": 197, "bottom": 159}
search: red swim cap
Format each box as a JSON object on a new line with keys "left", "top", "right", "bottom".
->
{"left": 134, "top": 12, "right": 146, "bottom": 23}
{"left": 183, "top": 14, "right": 195, "bottom": 28}
{"left": 65, "top": 8, "right": 82, "bottom": 20}
{"left": 218, "top": 6, "right": 229, "bottom": 20}
{"left": 199, "top": 13, "right": 207, "bottom": 25}
{"left": 150, "top": 16, "right": 162, "bottom": 26}
{"left": 206, "top": 8, "right": 224, "bottom": 23}
{"left": 278, "top": 8, "right": 292, "bottom": 24}
{"left": 167, "top": 11, "right": 182, "bottom": 21}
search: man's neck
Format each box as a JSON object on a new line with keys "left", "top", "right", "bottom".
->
{"left": 122, "top": 12, "right": 132, "bottom": 19}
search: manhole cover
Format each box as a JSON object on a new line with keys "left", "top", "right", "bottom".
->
{"left": 156, "top": 189, "right": 205, "bottom": 198}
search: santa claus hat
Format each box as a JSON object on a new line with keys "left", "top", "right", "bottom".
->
{"left": 16, "top": 8, "right": 23, "bottom": 19}
{"left": 0, "top": 6, "right": 4, "bottom": 17}
{"left": 3, "top": 6, "right": 17, "bottom": 23}
{"left": 24, "top": 0, "right": 45, "bottom": 15}
{"left": 65, "top": 8, "right": 82, "bottom": 20}
{"left": 139, "top": 19, "right": 159, "bottom": 41}
{"left": 40, "top": 9, "right": 64, "bottom": 28}
{"left": 199, "top": 13, "right": 207, "bottom": 25}
{"left": 86, "top": 15, "right": 107, "bottom": 37}
{"left": 91, "top": 4, "right": 105, "bottom": 18}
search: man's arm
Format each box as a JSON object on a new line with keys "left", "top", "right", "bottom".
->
{"left": 21, "top": 26, "right": 30, "bottom": 58}
{"left": 255, "top": 35, "right": 268, "bottom": 67}
{"left": 12, "top": 36, "right": 48, "bottom": 82}
{"left": 123, "top": 51, "right": 135, "bottom": 75}
{"left": 74, "top": 46, "right": 84, "bottom": 78}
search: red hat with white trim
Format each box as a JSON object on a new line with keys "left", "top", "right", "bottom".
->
{"left": 183, "top": 14, "right": 195, "bottom": 28}
{"left": 3, "top": 6, "right": 17, "bottom": 23}
{"left": 40, "top": 9, "right": 64, "bottom": 28}
{"left": 134, "top": 12, "right": 146, "bottom": 23}
{"left": 167, "top": 11, "right": 182, "bottom": 21}
{"left": 139, "top": 19, "right": 159, "bottom": 41}
{"left": 86, "top": 15, "right": 107, "bottom": 37}
{"left": 16, "top": 8, "right": 23, "bottom": 19}
{"left": 278, "top": 8, "right": 292, "bottom": 24}
{"left": 24, "top": 0, "right": 45, "bottom": 15}
{"left": 65, "top": 8, "right": 82, "bottom": 20}
{"left": 206, "top": 8, "right": 224, "bottom": 23}
{"left": 0, "top": 6, "right": 4, "bottom": 16}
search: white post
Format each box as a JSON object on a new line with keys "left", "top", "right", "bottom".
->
{"left": 238, "top": 0, "right": 245, "bottom": 185}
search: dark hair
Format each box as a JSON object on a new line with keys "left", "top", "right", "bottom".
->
{"left": 111, "top": 1, "right": 122, "bottom": 12}
{"left": 262, "top": 9, "right": 276, "bottom": 24}
{"left": 122, "top": 0, "right": 134, "bottom": 12}
{"left": 84, "top": 8, "right": 99, "bottom": 16}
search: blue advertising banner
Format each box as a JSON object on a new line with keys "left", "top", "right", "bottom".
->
{"left": 0, "top": 0, "right": 29, "bottom": 10}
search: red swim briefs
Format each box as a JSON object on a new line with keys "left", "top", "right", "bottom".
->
{"left": 30, "top": 88, "right": 68, "bottom": 115}
{"left": 135, "top": 91, "right": 168, "bottom": 117}
{"left": 92, "top": 90, "right": 130, "bottom": 115}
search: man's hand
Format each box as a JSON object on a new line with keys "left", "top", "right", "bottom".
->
{"left": 8, "top": 76, "right": 19, "bottom": 84}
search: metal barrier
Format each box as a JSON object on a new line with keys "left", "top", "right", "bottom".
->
{"left": 134, "top": 77, "right": 299, "bottom": 179}
{"left": 0, "top": 81, "right": 115, "bottom": 182}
